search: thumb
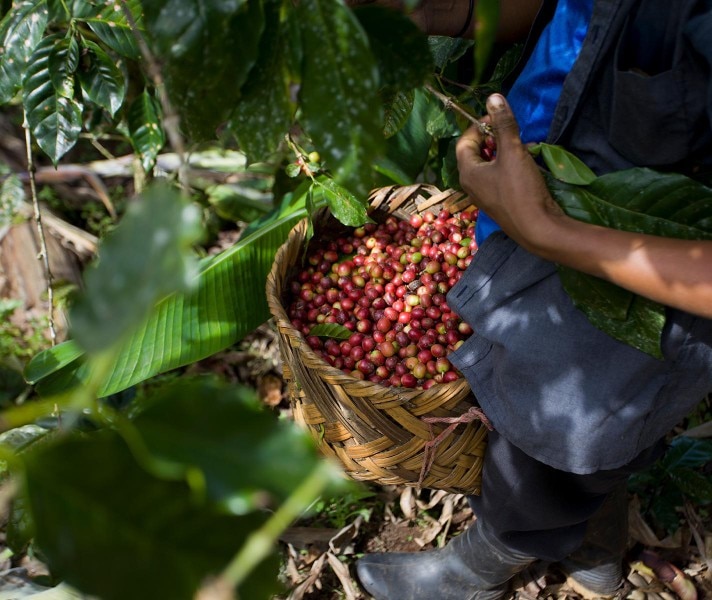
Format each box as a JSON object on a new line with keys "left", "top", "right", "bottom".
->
{"left": 486, "top": 94, "right": 522, "bottom": 152}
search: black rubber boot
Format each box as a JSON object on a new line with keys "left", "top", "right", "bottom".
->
{"left": 560, "top": 484, "right": 629, "bottom": 598}
{"left": 355, "top": 518, "right": 535, "bottom": 600}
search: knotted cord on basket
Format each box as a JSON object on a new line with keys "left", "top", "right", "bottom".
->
{"left": 418, "top": 406, "right": 494, "bottom": 491}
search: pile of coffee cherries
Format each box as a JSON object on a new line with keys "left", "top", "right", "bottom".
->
{"left": 285, "top": 208, "right": 478, "bottom": 389}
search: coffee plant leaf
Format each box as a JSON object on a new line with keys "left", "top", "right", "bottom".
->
{"left": 20, "top": 431, "right": 281, "bottom": 600}
{"left": 661, "top": 436, "right": 712, "bottom": 471}
{"left": 296, "top": 0, "right": 383, "bottom": 200}
{"left": 308, "top": 323, "right": 352, "bottom": 339}
{"left": 77, "top": 39, "right": 126, "bottom": 116}
{"left": 69, "top": 184, "right": 202, "bottom": 354}
{"left": 427, "top": 36, "right": 473, "bottom": 71}
{"left": 230, "top": 0, "right": 293, "bottom": 163}
{"left": 131, "top": 377, "right": 339, "bottom": 512}
{"left": 354, "top": 6, "right": 433, "bottom": 92}
{"left": 127, "top": 90, "right": 165, "bottom": 173}
{"left": 144, "top": 0, "right": 263, "bottom": 140}
{"left": 0, "top": 1, "right": 48, "bottom": 104}
{"left": 22, "top": 33, "right": 83, "bottom": 165}
{"left": 76, "top": 0, "right": 142, "bottom": 59}
{"left": 315, "top": 177, "right": 371, "bottom": 227}
{"left": 538, "top": 143, "right": 596, "bottom": 185}
{"left": 48, "top": 35, "right": 79, "bottom": 99}
{"left": 382, "top": 89, "right": 415, "bottom": 138}
{"left": 548, "top": 168, "right": 712, "bottom": 358}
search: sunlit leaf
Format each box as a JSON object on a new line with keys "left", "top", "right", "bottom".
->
{"left": 77, "top": 39, "right": 126, "bottom": 116}
{"left": 0, "top": 172, "right": 25, "bottom": 227}
{"left": 0, "top": 0, "right": 49, "bottom": 103}
{"left": 24, "top": 340, "right": 83, "bottom": 385}
{"left": 31, "top": 187, "right": 327, "bottom": 396}
{"left": 314, "top": 177, "right": 371, "bottom": 227}
{"left": 69, "top": 184, "right": 202, "bottom": 353}
{"left": 22, "top": 33, "right": 83, "bottom": 165}
{"left": 296, "top": 0, "right": 383, "bottom": 199}
{"left": 127, "top": 90, "right": 165, "bottom": 173}
{"left": 21, "top": 431, "right": 281, "bottom": 600}
{"left": 539, "top": 143, "right": 596, "bottom": 185}
{"left": 75, "top": 0, "right": 143, "bottom": 59}
{"left": 308, "top": 323, "right": 352, "bottom": 339}
{"left": 427, "top": 36, "right": 473, "bottom": 71}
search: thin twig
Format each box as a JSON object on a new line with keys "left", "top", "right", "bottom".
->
{"left": 424, "top": 83, "right": 493, "bottom": 135}
{"left": 684, "top": 500, "right": 712, "bottom": 578}
{"left": 118, "top": 0, "right": 189, "bottom": 193}
{"left": 23, "top": 110, "right": 57, "bottom": 346}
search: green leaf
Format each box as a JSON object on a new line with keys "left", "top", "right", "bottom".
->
{"left": 75, "top": 0, "right": 143, "bottom": 59}
{"left": 24, "top": 340, "right": 83, "bottom": 385}
{"left": 549, "top": 168, "right": 712, "bottom": 357}
{"left": 132, "top": 377, "right": 327, "bottom": 512}
{"left": 21, "top": 431, "right": 281, "bottom": 600}
{"left": 205, "top": 183, "right": 272, "bottom": 223}
{"left": 144, "top": 0, "right": 264, "bottom": 140}
{"left": 669, "top": 468, "right": 712, "bottom": 503}
{"left": 308, "top": 323, "right": 352, "bottom": 339}
{"left": 31, "top": 185, "right": 328, "bottom": 396}
{"left": 539, "top": 143, "right": 596, "bottom": 185}
{"left": 315, "top": 177, "right": 371, "bottom": 227}
{"left": 473, "top": 0, "right": 499, "bottom": 83}
{"left": 427, "top": 35, "right": 473, "bottom": 71}
{"left": 382, "top": 89, "right": 414, "bottom": 138}
{"left": 127, "top": 90, "right": 165, "bottom": 173}
{"left": 230, "top": 0, "right": 293, "bottom": 163}
{"left": 426, "top": 107, "right": 460, "bottom": 138}
{"left": 296, "top": 0, "right": 383, "bottom": 200}
{"left": 77, "top": 39, "right": 126, "bottom": 116}
{"left": 0, "top": 0, "right": 49, "bottom": 104}
{"left": 354, "top": 7, "right": 433, "bottom": 92}
{"left": 662, "top": 436, "right": 712, "bottom": 470}
{"left": 22, "top": 33, "right": 83, "bottom": 165}
{"left": 48, "top": 35, "right": 78, "bottom": 98}
{"left": 69, "top": 184, "right": 202, "bottom": 354}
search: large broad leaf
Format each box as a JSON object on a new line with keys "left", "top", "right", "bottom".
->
{"left": 127, "top": 89, "right": 165, "bottom": 173}
{"left": 296, "top": 0, "right": 383, "bottom": 200}
{"left": 21, "top": 431, "right": 281, "bottom": 600}
{"left": 69, "top": 184, "right": 202, "bottom": 354}
{"left": 354, "top": 6, "right": 433, "bottom": 92}
{"left": 230, "top": 0, "right": 293, "bottom": 163}
{"left": 77, "top": 39, "right": 126, "bottom": 116}
{"left": 132, "top": 377, "right": 329, "bottom": 513}
{"left": 144, "top": 0, "right": 264, "bottom": 140}
{"left": 74, "top": 0, "right": 143, "bottom": 59}
{"left": 549, "top": 168, "right": 712, "bottom": 358}
{"left": 382, "top": 88, "right": 415, "bottom": 138}
{"left": 314, "top": 177, "right": 370, "bottom": 227}
{"left": 22, "top": 33, "right": 83, "bottom": 165}
{"left": 427, "top": 36, "right": 473, "bottom": 71}
{"left": 29, "top": 187, "right": 324, "bottom": 396}
{"left": 0, "top": 1, "right": 48, "bottom": 103}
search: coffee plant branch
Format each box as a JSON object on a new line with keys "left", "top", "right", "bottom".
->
{"left": 424, "top": 83, "right": 494, "bottom": 136}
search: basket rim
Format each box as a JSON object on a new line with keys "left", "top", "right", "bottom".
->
{"left": 265, "top": 186, "right": 476, "bottom": 403}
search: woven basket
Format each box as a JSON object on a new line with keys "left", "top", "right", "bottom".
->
{"left": 266, "top": 184, "right": 489, "bottom": 495}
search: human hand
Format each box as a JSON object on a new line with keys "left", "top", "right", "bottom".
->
{"left": 456, "top": 94, "right": 566, "bottom": 253}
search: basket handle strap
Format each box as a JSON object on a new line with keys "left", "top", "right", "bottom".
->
{"left": 417, "top": 406, "right": 494, "bottom": 490}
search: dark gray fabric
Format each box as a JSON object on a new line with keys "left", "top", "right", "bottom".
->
{"left": 447, "top": 233, "right": 712, "bottom": 473}
{"left": 467, "top": 431, "right": 664, "bottom": 561}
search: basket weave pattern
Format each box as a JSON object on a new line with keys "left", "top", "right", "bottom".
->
{"left": 266, "top": 184, "right": 488, "bottom": 495}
